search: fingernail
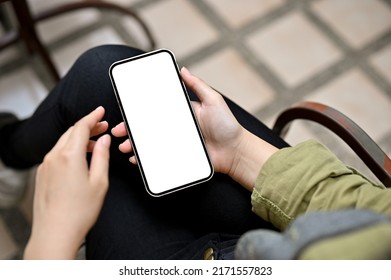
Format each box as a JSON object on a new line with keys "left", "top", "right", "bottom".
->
{"left": 129, "top": 156, "right": 137, "bottom": 165}
{"left": 101, "top": 134, "right": 111, "bottom": 148}
{"left": 95, "top": 106, "right": 103, "bottom": 111}
{"left": 97, "top": 121, "right": 107, "bottom": 128}
{"left": 181, "top": 66, "right": 191, "bottom": 75}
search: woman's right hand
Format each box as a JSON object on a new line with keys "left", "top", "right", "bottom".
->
{"left": 112, "top": 68, "right": 278, "bottom": 191}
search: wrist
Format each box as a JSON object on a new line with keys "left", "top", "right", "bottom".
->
{"left": 228, "top": 129, "right": 278, "bottom": 191}
{"left": 24, "top": 226, "right": 81, "bottom": 259}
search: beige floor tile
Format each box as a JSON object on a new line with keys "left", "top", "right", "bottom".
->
{"left": 27, "top": 0, "right": 75, "bottom": 14}
{"left": 0, "top": 217, "right": 18, "bottom": 260}
{"left": 283, "top": 121, "right": 319, "bottom": 146}
{"left": 30, "top": 0, "right": 147, "bottom": 47}
{"left": 0, "top": 46, "right": 18, "bottom": 67}
{"left": 264, "top": 114, "right": 318, "bottom": 146}
{"left": 121, "top": 15, "right": 161, "bottom": 51}
{"left": 27, "top": 0, "right": 137, "bottom": 14}
{"left": 311, "top": 0, "right": 391, "bottom": 49}
{"left": 27, "top": 0, "right": 81, "bottom": 14}
{"left": 189, "top": 48, "right": 275, "bottom": 114}
{"left": 370, "top": 45, "right": 391, "bottom": 82}
{"left": 138, "top": 0, "right": 219, "bottom": 59}
{"left": 0, "top": 67, "right": 46, "bottom": 118}
{"left": 0, "top": 27, "right": 19, "bottom": 65}
{"left": 36, "top": 10, "right": 100, "bottom": 44}
{"left": 29, "top": 0, "right": 140, "bottom": 47}
{"left": 105, "top": 0, "right": 140, "bottom": 6}
{"left": 246, "top": 11, "right": 342, "bottom": 87}
{"left": 304, "top": 69, "right": 391, "bottom": 142}
{"left": 52, "top": 27, "right": 125, "bottom": 76}
{"left": 203, "top": 0, "right": 285, "bottom": 29}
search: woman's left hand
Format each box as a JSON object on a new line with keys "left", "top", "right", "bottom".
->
{"left": 24, "top": 106, "right": 111, "bottom": 259}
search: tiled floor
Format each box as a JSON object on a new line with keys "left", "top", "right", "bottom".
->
{"left": 1, "top": 0, "right": 391, "bottom": 260}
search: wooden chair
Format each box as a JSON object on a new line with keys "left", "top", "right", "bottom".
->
{"left": 0, "top": 0, "right": 156, "bottom": 82}
{"left": 272, "top": 101, "right": 391, "bottom": 188}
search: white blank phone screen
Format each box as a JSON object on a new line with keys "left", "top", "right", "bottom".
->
{"left": 110, "top": 50, "right": 213, "bottom": 196}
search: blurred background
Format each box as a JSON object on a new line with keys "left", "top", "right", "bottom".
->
{"left": 1, "top": 0, "right": 391, "bottom": 259}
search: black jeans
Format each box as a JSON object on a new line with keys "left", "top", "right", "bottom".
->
{"left": 0, "top": 45, "right": 289, "bottom": 259}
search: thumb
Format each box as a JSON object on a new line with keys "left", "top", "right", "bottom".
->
{"left": 89, "top": 134, "right": 111, "bottom": 190}
{"left": 181, "top": 67, "right": 220, "bottom": 105}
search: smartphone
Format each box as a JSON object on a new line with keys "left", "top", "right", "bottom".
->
{"left": 109, "top": 49, "right": 213, "bottom": 196}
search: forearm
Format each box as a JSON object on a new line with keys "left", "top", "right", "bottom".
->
{"left": 251, "top": 140, "right": 390, "bottom": 230}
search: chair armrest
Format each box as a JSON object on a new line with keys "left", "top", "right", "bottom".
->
{"left": 272, "top": 101, "right": 391, "bottom": 188}
{"left": 33, "top": 0, "right": 156, "bottom": 50}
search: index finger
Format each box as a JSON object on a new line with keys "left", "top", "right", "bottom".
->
{"left": 66, "top": 106, "right": 106, "bottom": 153}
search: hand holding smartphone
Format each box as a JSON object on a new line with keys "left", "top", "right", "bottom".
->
{"left": 109, "top": 49, "right": 213, "bottom": 196}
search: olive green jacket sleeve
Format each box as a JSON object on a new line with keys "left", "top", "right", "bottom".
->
{"left": 251, "top": 140, "right": 391, "bottom": 230}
